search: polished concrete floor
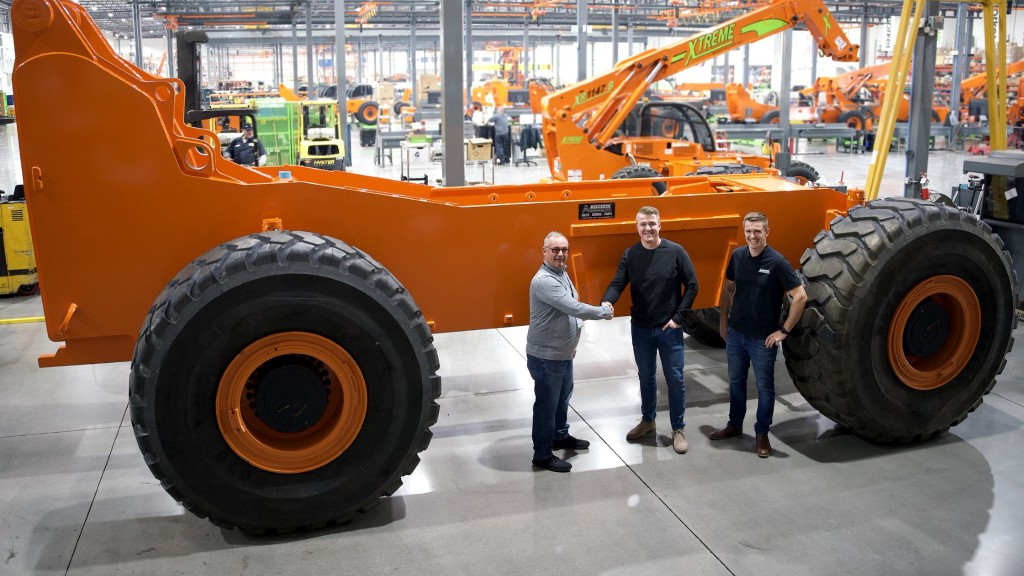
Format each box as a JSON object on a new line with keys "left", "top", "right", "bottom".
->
{"left": 1, "top": 122, "right": 1023, "bottom": 575}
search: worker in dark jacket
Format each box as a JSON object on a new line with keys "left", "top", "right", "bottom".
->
{"left": 224, "top": 123, "right": 267, "bottom": 167}
{"left": 487, "top": 108, "right": 511, "bottom": 164}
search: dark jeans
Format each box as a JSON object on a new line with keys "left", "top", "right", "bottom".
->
{"left": 495, "top": 132, "right": 511, "bottom": 163}
{"left": 726, "top": 327, "right": 778, "bottom": 435}
{"left": 631, "top": 324, "right": 686, "bottom": 430}
{"left": 527, "top": 355, "right": 574, "bottom": 461}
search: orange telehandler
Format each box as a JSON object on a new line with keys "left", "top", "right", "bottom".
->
{"left": 537, "top": 0, "right": 861, "bottom": 185}
{"left": 11, "top": 0, "right": 1018, "bottom": 534}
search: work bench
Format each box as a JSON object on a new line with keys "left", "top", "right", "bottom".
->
{"left": 714, "top": 122, "right": 862, "bottom": 153}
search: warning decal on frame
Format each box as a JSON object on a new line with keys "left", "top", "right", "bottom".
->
{"left": 579, "top": 202, "right": 615, "bottom": 220}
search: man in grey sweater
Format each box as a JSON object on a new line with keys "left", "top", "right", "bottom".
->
{"left": 527, "top": 232, "right": 614, "bottom": 472}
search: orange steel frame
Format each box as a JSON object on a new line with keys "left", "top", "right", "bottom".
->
{"left": 539, "top": 0, "right": 858, "bottom": 182}
{"left": 13, "top": 0, "right": 861, "bottom": 369}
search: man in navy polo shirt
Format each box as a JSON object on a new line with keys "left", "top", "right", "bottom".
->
{"left": 710, "top": 211, "right": 807, "bottom": 458}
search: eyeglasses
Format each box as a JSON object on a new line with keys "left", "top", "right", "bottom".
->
{"left": 544, "top": 246, "right": 569, "bottom": 254}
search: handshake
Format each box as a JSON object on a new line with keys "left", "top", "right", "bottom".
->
{"left": 600, "top": 301, "right": 615, "bottom": 320}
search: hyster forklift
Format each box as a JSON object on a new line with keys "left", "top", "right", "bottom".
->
{"left": 0, "top": 186, "right": 37, "bottom": 296}
{"left": 10, "top": 0, "right": 1018, "bottom": 534}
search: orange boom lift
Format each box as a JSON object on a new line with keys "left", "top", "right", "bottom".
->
{"left": 538, "top": 0, "right": 858, "bottom": 182}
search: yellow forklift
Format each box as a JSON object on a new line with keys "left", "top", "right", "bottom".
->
{"left": 1, "top": 185, "right": 37, "bottom": 296}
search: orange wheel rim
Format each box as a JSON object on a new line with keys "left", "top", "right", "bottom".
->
{"left": 364, "top": 106, "right": 379, "bottom": 121}
{"left": 216, "top": 332, "right": 367, "bottom": 473}
{"left": 887, "top": 275, "right": 981, "bottom": 390}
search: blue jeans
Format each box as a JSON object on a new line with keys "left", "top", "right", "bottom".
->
{"left": 631, "top": 324, "right": 686, "bottom": 431}
{"left": 527, "top": 355, "right": 574, "bottom": 461}
{"left": 726, "top": 327, "right": 779, "bottom": 435}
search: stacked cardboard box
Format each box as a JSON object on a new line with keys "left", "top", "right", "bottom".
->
{"left": 465, "top": 138, "right": 492, "bottom": 161}
{"left": 419, "top": 74, "right": 441, "bottom": 105}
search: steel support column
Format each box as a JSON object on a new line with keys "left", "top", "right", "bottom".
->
{"left": 742, "top": 44, "right": 749, "bottom": 87}
{"left": 777, "top": 31, "right": 793, "bottom": 173}
{"left": 336, "top": 0, "right": 351, "bottom": 167}
{"left": 464, "top": 0, "right": 473, "bottom": 108}
{"left": 292, "top": 16, "right": 298, "bottom": 87}
{"left": 306, "top": 1, "right": 315, "bottom": 93}
{"left": 577, "top": 0, "right": 587, "bottom": 81}
{"left": 409, "top": 15, "right": 417, "bottom": 100}
{"left": 904, "top": 1, "right": 940, "bottom": 198}
{"left": 627, "top": 21, "right": 633, "bottom": 57}
{"left": 859, "top": 8, "right": 869, "bottom": 68}
{"left": 611, "top": 0, "right": 619, "bottom": 63}
{"left": 132, "top": 0, "right": 143, "bottom": 67}
{"left": 442, "top": 0, "right": 466, "bottom": 186}
{"left": 949, "top": 3, "right": 969, "bottom": 126}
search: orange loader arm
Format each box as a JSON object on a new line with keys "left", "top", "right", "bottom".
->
{"left": 540, "top": 0, "right": 858, "bottom": 167}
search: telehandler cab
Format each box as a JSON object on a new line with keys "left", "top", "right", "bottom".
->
{"left": 10, "top": 0, "right": 1017, "bottom": 534}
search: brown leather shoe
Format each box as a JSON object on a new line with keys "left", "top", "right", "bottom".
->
{"left": 626, "top": 419, "right": 656, "bottom": 442}
{"left": 709, "top": 424, "right": 741, "bottom": 440}
{"left": 755, "top": 434, "right": 772, "bottom": 458}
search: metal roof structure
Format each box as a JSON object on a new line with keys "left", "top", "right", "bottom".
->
{"left": 1, "top": 1, "right": 982, "bottom": 45}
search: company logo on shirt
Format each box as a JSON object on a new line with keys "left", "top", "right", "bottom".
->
{"left": 758, "top": 268, "right": 770, "bottom": 274}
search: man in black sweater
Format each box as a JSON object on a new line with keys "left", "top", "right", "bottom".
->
{"left": 603, "top": 206, "right": 699, "bottom": 454}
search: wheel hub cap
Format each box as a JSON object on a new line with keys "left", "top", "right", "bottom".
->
{"left": 887, "top": 275, "right": 981, "bottom": 391}
{"left": 217, "top": 332, "right": 368, "bottom": 473}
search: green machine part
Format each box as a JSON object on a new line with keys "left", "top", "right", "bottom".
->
{"left": 254, "top": 99, "right": 300, "bottom": 167}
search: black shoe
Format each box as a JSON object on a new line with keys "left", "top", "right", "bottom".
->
{"left": 532, "top": 456, "right": 572, "bottom": 472}
{"left": 552, "top": 435, "right": 590, "bottom": 450}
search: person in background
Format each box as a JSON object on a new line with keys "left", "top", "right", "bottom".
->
{"left": 487, "top": 107, "right": 511, "bottom": 164}
{"left": 224, "top": 123, "right": 267, "bottom": 167}
{"left": 603, "top": 206, "right": 698, "bottom": 455}
{"left": 527, "top": 232, "right": 614, "bottom": 473}
{"left": 710, "top": 211, "right": 807, "bottom": 458}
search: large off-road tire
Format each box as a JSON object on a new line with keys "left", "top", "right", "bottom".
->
{"left": 858, "top": 106, "right": 876, "bottom": 131}
{"left": 611, "top": 164, "right": 666, "bottom": 195}
{"left": 355, "top": 101, "right": 380, "bottom": 125}
{"left": 784, "top": 198, "right": 1017, "bottom": 443}
{"left": 837, "top": 109, "right": 868, "bottom": 131}
{"left": 784, "top": 160, "right": 820, "bottom": 185}
{"left": 682, "top": 308, "right": 725, "bottom": 348}
{"left": 129, "top": 231, "right": 440, "bottom": 533}
{"left": 761, "top": 110, "right": 780, "bottom": 124}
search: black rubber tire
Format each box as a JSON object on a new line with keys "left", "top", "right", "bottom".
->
{"left": 785, "top": 160, "right": 820, "bottom": 185}
{"left": 611, "top": 164, "right": 666, "bottom": 195}
{"left": 761, "top": 110, "right": 780, "bottom": 124}
{"left": 17, "top": 283, "right": 39, "bottom": 295}
{"left": 837, "top": 109, "right": 867, "bottom": 131}
{"left": 394, "top": 101, "right": 407, "bottom": 116}
{"left": 355, "top": 101, "right": 380, "bottom": 125}
{"left": 681, "top": 308, "right": 725, "bottom": 348}
{"left": 784, "top": 198, "right": 1017, "bottom": 443}
{"left": 129, "top": 231, "right": 440, "bottom": 533}
{"left": 931, "top": 109, "right": 942, "bottom": 123}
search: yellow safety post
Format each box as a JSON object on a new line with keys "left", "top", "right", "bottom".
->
{"left": 982, "top": 0, "right": 1008, "bottom": 149}
{"left": 865, "top": 0, "right": 926, "bottom": 201}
